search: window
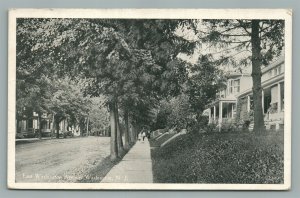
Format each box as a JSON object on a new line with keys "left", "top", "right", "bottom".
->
{"left": 229, "top": 80, "right": 233, "bottom": 94}
{"left": 278, "top": 65, "right": 281, "bottom": 74}
{"left": 272, "top": 66, "right": 282, "bottom": 77}
{"left": 234, "top": 79, "right": 240, "bottom": 93}
{"left": 269, "top": 70, "right": 272, "bottom": 77}
{"left": 227, "top": 79, "right": 240, "bottom": 94}
{"left": 273, "top": 68, "right": 277, "bottom": 76}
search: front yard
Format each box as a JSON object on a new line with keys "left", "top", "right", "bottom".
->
{"left": 150, "top": 130, "right": 284, "bottom": 184}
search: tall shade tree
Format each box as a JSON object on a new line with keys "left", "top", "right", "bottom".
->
{"left": 16, "top": 74, "right": 54, "bottom": 138}
{"left": 199, "top": 19, "right": 284, "bottom": 132}
{"left": 49, "top": 77, "right": 91, "bottom": 138}
{"left": 16, "top": 18, "right": 196, "bottom": 160}
{"left": 85, "top": 19, "right": 196, "bottom": 157}
{"left": 186, "top": 55, "right": 226, "bottom": 118}
{"left": 88, "top": 97, "right": 110, "bottom": 136}
{"left": 17, "top": 18, "right": 129, "bottom": 159}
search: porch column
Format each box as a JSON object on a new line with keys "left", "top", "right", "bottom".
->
{"left": 37, "top": 116, "right": 39, "bottom": 130}
{"left": 247, "top": 96, "right": 250, "bottom": 112}
{"left": 231, "top": 103, "right": 234, "bottom": 118}
{"left": 262, "top": 90, "right": 265, "bottom": 114}
{"left": 277, "top": 83, "right": 281, "bottom": 113}
{"left": 219, "top": 101, "right": 223, "bottom": 125}
{"left": 213, "top": 106, "right": 216, "bottom": 122}
{"left": 218, "top": 102, "right": 223, "bottom": 132}
{"left": 208, "top": 108, "right": 211, "bottom": 124}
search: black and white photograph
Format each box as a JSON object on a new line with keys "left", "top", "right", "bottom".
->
{"left": 7, "top": 9, "right": 292, "bottom": 190}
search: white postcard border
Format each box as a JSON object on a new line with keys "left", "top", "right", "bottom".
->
{"left": 7, "top": 9, "right": 292, "bottom": 190}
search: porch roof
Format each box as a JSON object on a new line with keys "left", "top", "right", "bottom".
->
{"left": 206, "top": 97, "right": 237, "bottom": 108}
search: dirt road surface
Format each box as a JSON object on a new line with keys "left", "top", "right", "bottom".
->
{"left": 15, "top": 136, "right": 110, "bottom": 183}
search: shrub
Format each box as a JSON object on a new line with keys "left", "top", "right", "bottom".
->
{"left": 151, "top": 131, "right": 284, "bottom": 184}
{"left": 205, "top": 123, "right": 218, "bottom": 133}
{"left": 220, "top": 123, "right": 239, "bottom": 133}
{"left": 187, "top": 116, "right": 209, "bottom": 134}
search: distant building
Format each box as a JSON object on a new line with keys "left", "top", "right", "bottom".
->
{"left": 204, "top": 56, "right": 284, "bottom": 131}
{"left": 15, "top": 112, "right": 78, "bottom": 138}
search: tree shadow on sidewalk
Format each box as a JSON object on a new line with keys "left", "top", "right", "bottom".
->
{"left": 77, "top": 146, "right": 132, "bottom": 183}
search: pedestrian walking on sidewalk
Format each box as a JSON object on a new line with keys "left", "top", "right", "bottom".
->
{"left": 138, "top": 132, "right": 142, "bottom": 141}
{"left": 142, "top": 131, "right": 146, "bottom": 141}
{"left": 146, "top": 131, "right": 151, "bottom": 140}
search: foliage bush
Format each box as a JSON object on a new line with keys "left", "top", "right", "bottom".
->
{"left": 151, "top": 131, "right": 284, "bottom": 184}
{"left": 187, "top": 116, "right": 209, "bottom": 134}
{"left": 220, "top": 123, "right": 239, "bottom": 133}
{"left": 236, "top": 109, "right": 254, "bottom": 131}
{"left": 204, "top": 123, "right": 218, "bottom": 133}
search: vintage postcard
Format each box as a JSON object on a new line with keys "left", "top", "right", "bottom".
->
{"left": 7, "top": 9, "right": 292, "bottom": 190}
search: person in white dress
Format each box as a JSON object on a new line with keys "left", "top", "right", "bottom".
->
{"left": 142, "top": 131, "right": 146, "bottom": 141}
{"left": 138, "top": 132, "right": 142, "bottom": 141}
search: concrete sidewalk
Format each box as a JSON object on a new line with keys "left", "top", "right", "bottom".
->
{"left": 101, "top": 139, "right": 153, "bottom": 183}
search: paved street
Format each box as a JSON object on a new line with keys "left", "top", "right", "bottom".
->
{"left": 16, "top": 137, "right": 110, "bottom": 183}
{"left": 101, "top": 139, "right": 153, "bottom": 183}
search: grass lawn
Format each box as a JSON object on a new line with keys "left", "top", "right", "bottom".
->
{"left": 150, "top": 131, "right": 284, "bottom": 184}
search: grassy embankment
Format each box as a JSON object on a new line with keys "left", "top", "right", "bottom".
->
{"left": 150, "top": 131, "right": 284, "bottom": 184}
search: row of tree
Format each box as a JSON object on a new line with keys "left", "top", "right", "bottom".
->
{"left": 16, "top": 18, "right": 284, "bottom": 160}
{"left": 17, "top": 19, "right": 198, "bottom": 159}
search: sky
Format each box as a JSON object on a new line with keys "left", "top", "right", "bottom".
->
{"left": 175, "top": 19, "right": 252, "bottom": 74}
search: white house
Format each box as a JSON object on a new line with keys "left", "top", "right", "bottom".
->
{"left": 237, "top": 56, "right": 284, "bottom": 130}
{"left": 206, "top": 73, "right": 253, "bottom": 129}
{"left": 205, "top": 56, "right": 284, "bottom": 131}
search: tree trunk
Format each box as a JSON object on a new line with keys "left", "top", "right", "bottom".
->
{"left": 129, "top": 120, "right": 136, "bottom": 144}
{"left": 109, "top": 102, "right": 118, "bottom": 160}
{"left": 56, "top": 119, "right": 60, "bottom": 139}
{"left": 86, "top": 117, "right": 89, "bottom": 136}
{"left": 251, "top": 20, "right": 265, "bottom": 133}
{"left": 80, "top": 119, "right": 84, "bottom": 136}
{"left": 136, "top": 125, "right": 141, "bottom": 140}
{"left": 115, "top": 102, "right": 124, "bottom": 156}
{"left": 38, "top": 114, "right": 42, "bottom": 139}
{"left": 124, "top": 109, "right": 130, "bottom": 149}
{"left": 129, "top": 123, "right": 134, "bottom": 144}
{"left": 132, "top": 124, "right": 138, "bottom": 142}
{"left": 51, "top": 113, "right": 55, "bottom": 139}
{"left": 133, "top": 124, "right": 137, "bottom": 142}
{"left": 130, "top": 124, "right": 134, "bottom": 143}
